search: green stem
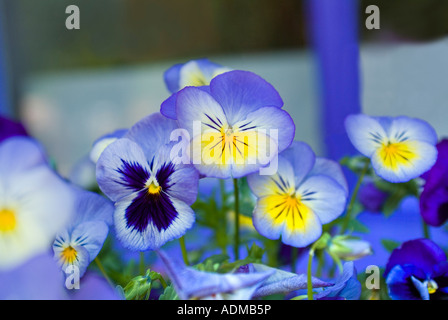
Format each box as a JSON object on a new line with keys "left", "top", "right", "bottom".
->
{"left": 316, "top": 250, "right": 324, "bottom": 278}
{"left": 422, "top": 219, "right": 431, "bottom": 239}
{"left": 95, "top": 257, "right": 114, "bottom": 289}
{"left": 233, "top": 178, "right": 240, "bottom": 261}
{"left": 139, "top": 252, "right": 145, "bottom": 275}
{"left": 291, "top": 247, "right": 298, "bottom": 273}
{"left": 341, "top": 159, "right": 370, "bottom": 234}
{"left": 307, "top": 246, "right": 316, "bottom": 300}
{"left": 154, "top": 274, "right": 168, "bottom": 289}
{"left": 179, "top": 236, "right": 190, "bottom": 266}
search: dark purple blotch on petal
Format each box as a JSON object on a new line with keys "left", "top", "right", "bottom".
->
{"left": 116, "top": 160, "right": 150, "bottom": 192}
{"left": 125, "top": 162, "right": 178, "bottom": 232}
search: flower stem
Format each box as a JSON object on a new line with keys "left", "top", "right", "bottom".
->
{"left": 316, "top": 250, "right": 324, "bottom": 277}
{"left": 422, "top": 219, "right": 431, "bottom": 239}
{"left": 154, "top": 273, "right": 168, "bottom": 289}
{"left": 291, "top": 247, "right": 298, "bottom": 273}
{"left": 179, "top": 236, "right": 190, "bottom": 266}
{"left": 233, "top": 178, "right": 240, "bottom": 261}
{"left": 307, "top": 245, "right": 316, "bottom": 300}
{"left": 341, "top": 159, "right": 370, "bottom": 234}
{"left": 95, "top": 257, "right": 114, "bottom": 289}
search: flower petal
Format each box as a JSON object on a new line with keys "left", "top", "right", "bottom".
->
{"left": 388, "top": 116, "right": 438, "bottom": 146}
{"left": 297, "top": 175, "right": 347, "bottom": 224}
{"left": 371, "top": 140, "right": 437, "bottom": 183}
{"left": 124, "top": 113, "right": 178, "bottom": 160}
{"left": 157, "top": 250, "right": 272, "bottom": 300}
{"left": 345, "top": 114, "right": 387, "bottom": 157}
{"left": 71, "top": 221, "right": 109, "bottom": 264}
{"left": 247, "top": 156, "right": 295, "bottom": 198}
{"left": 233, "top": 106, "right": 295, "bottom": 153}
{"left": 237, "top": 263, "right": 331, "bottom": 298}
{"left": 309, "top": 158, "right": 349, "bottom": 195}
{"left": 384, "top": 239, "right": 447, "bottom": 277}
{"left": 280, "top": 141, "right": 316, "bottom": 186}
{"left": 96, "top": 138, "right": 150, "bottom": 202}
{"left": 209, "top": 70, "right": 283, "bottom": 124}
{"left": 176, "top": 86, "right": 228, "bottom": 136}
{"left": 386, "top": 265, "right": 428, "bottom": 300}
{"left": 114, "top": 192, "right": 194, "bottom": 251}
{"left": 161, "top": 86, "right": 211, "bottom": 120}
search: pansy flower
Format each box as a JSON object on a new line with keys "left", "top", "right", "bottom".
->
{"left": 173, "top": 70, "right": 295, "bottom": 179}
{"left": 345, "top": 114, "right": 438, "bottom": 183}
{"left": 0, "top": 137, "right": 73, "bottom": 270}
{"left": 96, "top": 113, "right": 199, "bottom": 251}
{"left": 157, "top": 250, "right": 272, "bottom": 300}
{"left": 161, "top": 59, "right": 231, "bottom": 120}
{"left": 53, "top": 188, "right": 114, "bottom": 277}
{"left": 385, "top": 239, "right": 448, "bottom": 300}
{"left": 419, "top": 139, "right": 448, "bottom": 226}
{"left": 247, "top": 141, "right": 348, "bottom": 247}
{"left": 164, "top": 58, "right": 231, "bottom": 94}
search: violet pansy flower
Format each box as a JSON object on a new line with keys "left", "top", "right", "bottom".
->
{"left": 247, "top": 141, "right": 348, "bottom": 247}
{"left": 420, "top": 139, "right": 448, "bottom": 226}
{"left": 172, "top": 70, "right": 295, "bottom": 179}
{"left": 345, "top": 114, "right": 438, "bottom": 183}
{"left": 385, "top": 239, "right": 448, "bottom": 300}
{"left": 0, "top": 137, "right": 73, "bottom": 270}
{"left": 96, "top": 113, "right": 199, "bottom": 251}
{"left": 53, "top": 188, "right": 114, "bottom": 277}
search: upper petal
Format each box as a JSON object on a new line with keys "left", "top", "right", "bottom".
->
{"left": 209, "top": 70, "right": 283, "bottom": 124}
{"left": 280, "top": 141, "right": 316, "bottom": 186}
{"left": 124, "top": 112, "right": 179, "bottom": 160}
{"left": 345, "top": 114, "right": 387, "bottom": 157}
{"left": 96, "top": 138, "right": 150, "bottom": 202}
{"left": 384, "top": 239, "right": 447, "bottom": 278}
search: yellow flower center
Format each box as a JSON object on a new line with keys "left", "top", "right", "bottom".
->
{"left": 378, "top": 141, "right": 417, "bottom": 170}
{"left": 263, "top": 193, "right": 313, "bottom": 231}
{"left": 61, "top": 246, "right": 78, "bottom": 264}
{"left": 0, "top": 208, "right": 17, "bottom": 233}
{"left": 427, "top": 280, "right": 438, "bottom": 295}
{"left": 147, "top": 182, "right": 161, "bottom": 195}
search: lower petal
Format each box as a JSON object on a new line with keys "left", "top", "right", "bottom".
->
{"left": 372, "top": 140, "right": 437, "bottom": 183}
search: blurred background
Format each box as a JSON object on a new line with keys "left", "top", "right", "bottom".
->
{"left": 0, "top": 0, "right": 447, "bottom": 175}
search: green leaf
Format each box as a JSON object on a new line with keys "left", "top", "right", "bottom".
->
{"left": 347, "top": 219, "right": 370, "bottom": 234}
{"left": 381, "top": 239, "right": 401, "bottom": 253}
{"left": 159, "top": 284, "right": 179, "bottom": 300}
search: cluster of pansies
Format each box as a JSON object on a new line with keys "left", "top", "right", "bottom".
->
{"left": 0, "top": 58, "right": 447, "bottom": 301}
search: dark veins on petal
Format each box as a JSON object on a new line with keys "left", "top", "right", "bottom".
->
{"left": 116, "top": 160, "right": 150, "bottom": 191}
{"left": 124, "top": 161, "right": 178, "bottom": 232}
